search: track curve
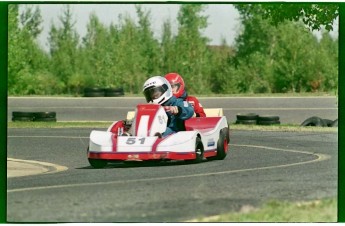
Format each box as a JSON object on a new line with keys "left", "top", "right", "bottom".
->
{"left": 7, "top": 128, "right": 337, "bottom": 222}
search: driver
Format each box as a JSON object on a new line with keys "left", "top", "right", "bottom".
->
{"left": 165, "top": 72, "right": 206, "bottom": 117}
{"left": 143, "top": 76, "right": 194, "bottom": 137}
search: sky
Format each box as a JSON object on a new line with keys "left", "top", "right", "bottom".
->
{"left": 27, "top": 4, "right": 242, "bottom": 50}
{"left": 19, "top": 3, "right": 338, "bottom": 51}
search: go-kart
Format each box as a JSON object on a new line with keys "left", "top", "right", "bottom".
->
{"left": 87, "top": 104, "right": 230, "bottom": 168}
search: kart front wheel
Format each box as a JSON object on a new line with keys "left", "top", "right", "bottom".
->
{"left": 185, "top": 137, "right": 204, "bottom": 164}
{"left": 88, "top": 159, "right": 107, "bottom": 169}
{"left": 87, "top": 146, "right": 108, "bottom": 168}
{"left": 195, "top": 137, "right": 204, "bottom": 162}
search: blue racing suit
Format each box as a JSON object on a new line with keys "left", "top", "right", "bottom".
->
{"left": 162, "top": 96, "right": 194, "bottom": 137}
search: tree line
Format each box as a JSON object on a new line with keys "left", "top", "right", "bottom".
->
{"left": 8, "top": 4, "right": 338, "bottom": 96}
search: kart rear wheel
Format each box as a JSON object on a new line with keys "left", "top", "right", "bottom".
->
{"left": 88, "top": 159, "right": 107, "bottom": 169}
{"left": 215, "top": 129, "right": 228, "bottom": 160}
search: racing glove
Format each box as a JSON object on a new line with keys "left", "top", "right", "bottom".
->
{"left": 164, "top": 106, "right": 180, "bottom": 115}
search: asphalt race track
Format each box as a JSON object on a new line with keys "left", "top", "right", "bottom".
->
{"left": 7, "top": 97, "right": 338, "bottom": 222}
{"left": 7, "top": 128, "right": 337, "bottom": 222}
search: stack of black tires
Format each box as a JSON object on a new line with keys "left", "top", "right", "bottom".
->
{"left": 236, "top": 113, "right": 280, "bottom": 125}
{"left": 12, "top": 111, "right": 57, "bottom": 122}
{"left": 84, "top": 87, "right": 124, "bottom": 97}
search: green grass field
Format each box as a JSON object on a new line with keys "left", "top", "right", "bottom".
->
{"left": 189, "top": 198, "right": 337, "bottom": 222}
{"left": 7, "top": 121, "right": 338, "bottom": 133}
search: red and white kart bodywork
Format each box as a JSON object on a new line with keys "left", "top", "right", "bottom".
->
{"left": 87, "top": 104, "right": 230, "bottom": 168}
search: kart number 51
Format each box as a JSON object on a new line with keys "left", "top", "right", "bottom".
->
{"left": 126, "top": 137, "right": 146, "bottom": 145}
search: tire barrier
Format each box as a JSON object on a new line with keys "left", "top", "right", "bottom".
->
{"left": 12, "top": 112, "right": 35, "bottom": 122}
{"left": 256, "top": 115, "right": 280, "bottom": 125}
{"left": 300, "top": 116, "right": 338, "bottom": 127}
{"left": 83, "top": 87, "right": 124, "bottom": 97}
{"left": 235, "top": 114, "right": 338, "bottom": 127}
{"left": 12, "top": 111, "right": 57, "bottom": 122}
{"left": 330, "top": 119, "right": 338, "bottom": 127}
{"left": 235, "top": 113, "right": 258, "bottom": 125}
{"left": 104, "top": 87, "right": 124, "bottom": 97}
{"left": 83, "top": 87, "right": 105, "bottom": 97}
{"left": 235, "top": 119, "right": 257, "bottom": 125}
{"left": 33, "top": 112, "right": 57, "bottom": 122}
{"left": 322, "top": 119, "right": 334, "bottom": 127}
{"left": 235, "top": 113, "right": 280, "bottom": 125}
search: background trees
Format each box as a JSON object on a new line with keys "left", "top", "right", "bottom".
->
{"left": 172, "top": 4, "right": 212, "bottom": 94}
{"left": 48, "top": 5, "right": 80, "bottom": 94}
{"left": 8, "top": 3, "right": 339, "bottom": 96}
{"left": 8, "top": 5, "right": 55, "bottom": 95}
{"left": 80, "top": 12, "right": 114, "bottom": 91}
{"left": 233, "top": 3, "right": 338, "bottom": 93}
{"left": 234, "top": 4, "right": 339, "bottom": 31}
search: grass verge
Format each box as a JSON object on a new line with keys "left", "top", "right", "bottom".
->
{"left": 7, "top": 121, "right": 338, "bottom": 132}
{"left": 230, "top": 123, "right": 338, "bottom": 132}
{"left": 189, "top": 197, "right": 337, "bottom": 222}
{"left": 8, "top": 92, "right": 336, "bottom": 98}
{"left": 8, "top": 121, "right": 111, "bottom": 128}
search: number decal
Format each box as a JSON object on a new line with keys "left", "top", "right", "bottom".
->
{"left": 139, "top": 138, "right": 145, "bottom": 144}
{"left": 126, "top": 138, "right": 136, "bottom": 145}
{"left": 126, "top": 138, "right": 146, "bottom": 145}
{"left": 158, "top": 115, "right": 166, "bottom": 124}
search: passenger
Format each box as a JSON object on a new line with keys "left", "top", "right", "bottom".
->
{"left": 143, "top": 76, "right": 194, "bottom": 137}
{"left": 165, "top": 72, "right": 206, "bottom": 117}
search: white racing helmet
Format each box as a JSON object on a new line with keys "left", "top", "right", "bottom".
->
{"left": 143, "top": 76, "right": 172, "bottom": 104}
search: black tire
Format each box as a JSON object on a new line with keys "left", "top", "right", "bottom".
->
{"left": 194, "top": 137, "right": 204, "bottom": 163}
{"left": 12, "top": 116, "right": 34, "bottom": 122}
{"left": 33, "top": 112, "right": 56, "bottom": 118}
{"left": 236, "top": 113, "right": 258, "bottom": 120}
{"left": 257, "top": 120, "right": 280, "bottom": 125}
{"left": 104, "top": 87, "right": 124, "bottom": 97}
{"left": 84, "top": 87, "right": 104, "bottom": 93}
{"left": 12, "top": 111, "right": 35, "bottom": 117}
{"left": 84, "top": 91, "right": 105, "bottom": 97}
{"left": 322, "top": 119, "right": 334, "bottom": 127}
{"left": 331, "top": 119, "right": 338, "bottom": 127}
{"left": 34, "top": 117, "right": 57, "bottom": 122}
{"left": 104, "top": 87, "right": 124, "bottom": 93}
{"left": 215, "top": 129, "right": 228, "bottom": 160}
{"left": 105, "top": 91, "right": 124, "bottom": 97}
{"left": 87, "top": 146, "right": 107, "bottom": 168}
{"left": 225, "top": 126, "right": 230, "bottom": 144}
{"left": 88, "top": 159, "right": 108, "bottom": 169}
{"left": 185, "top": 137, "right": 204, "bottom": 164}
{"left": 236, "top": 119, "right": 257, "bottom": 125}
{"left": 300, "top": 116, "right": 327, "bottom": 127}
{"left": 84, "top": 87, "right": 105, "bottom": 97}
{"left": 257, "top": 115, "right": 280, "bottom": 121}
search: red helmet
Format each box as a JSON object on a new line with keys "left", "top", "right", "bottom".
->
{"left": 164, "top": 73, "right": 185, "bottom": 98}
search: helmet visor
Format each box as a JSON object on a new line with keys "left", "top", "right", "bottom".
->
{"left": 143, "top": 85, "right": 168, "bottom": 103}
